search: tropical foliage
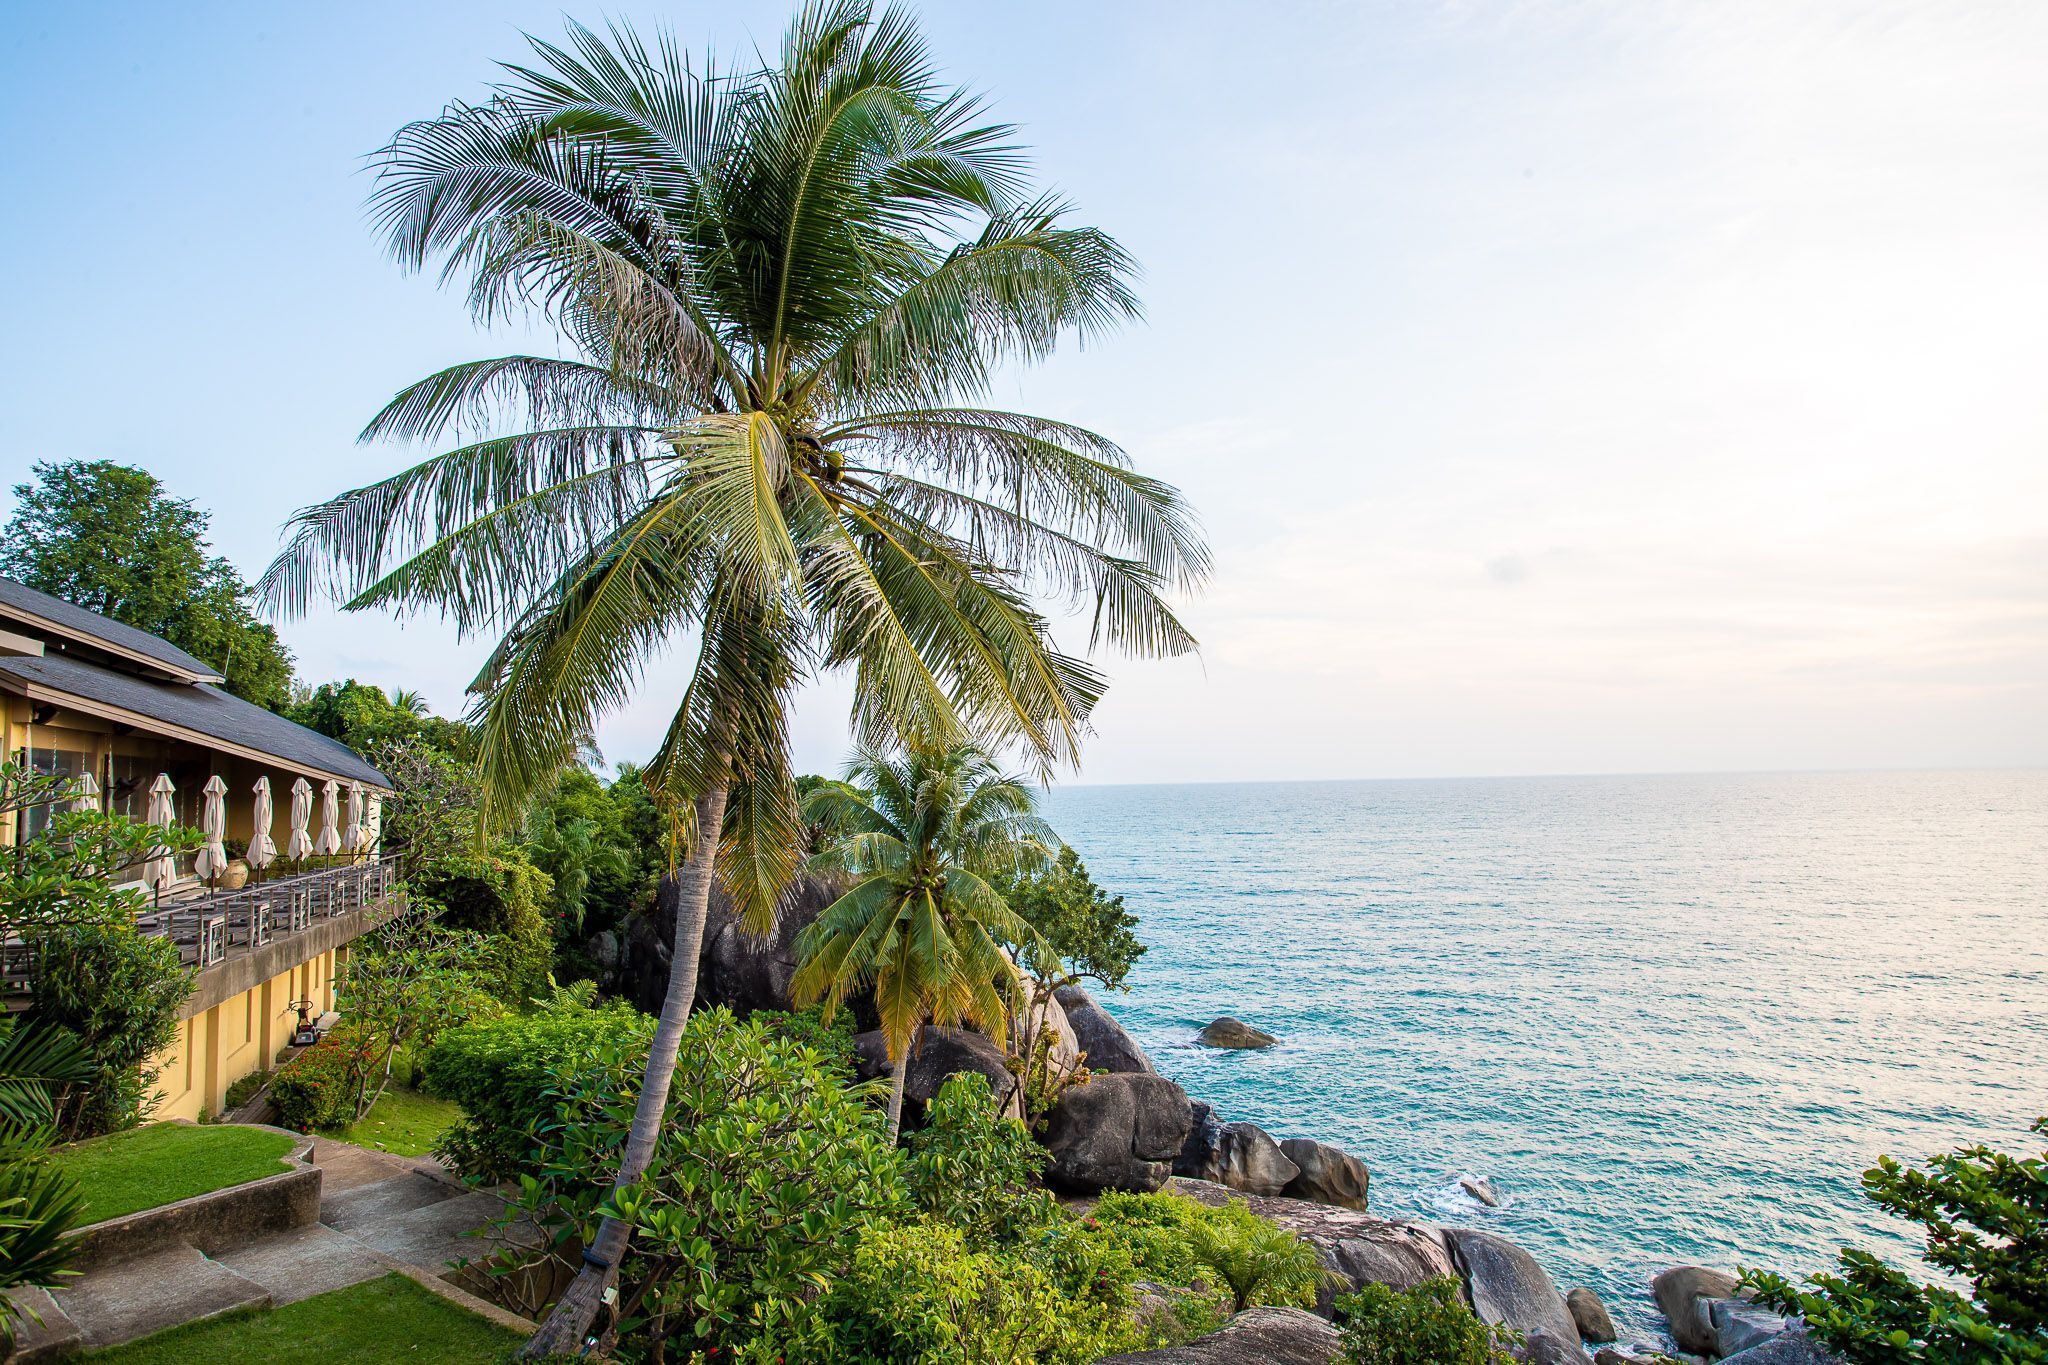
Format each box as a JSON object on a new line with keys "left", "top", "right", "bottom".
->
{"left": 0, "top": 1020, "right": 95, "bottom": 1351}
{"left": 1002, "top": 843, "right": 1145, "bottom": 992}
{"left": 794, "top": 742, "right": 1056, "bottom": 1133}
{"left": 1335, "top": 1277, "right": 1523, "bottom": 1365}
{"left": 1741, "top": 1118, "right": 2048, "bottom": 1363}
{"left": 0, "top": 460, "right": 295, "bottom": 709}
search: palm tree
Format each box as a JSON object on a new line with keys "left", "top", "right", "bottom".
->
{"left": 260, "top": 6, "right": 1205, "bottom": 1351}
{"left": 387, "top": 687, "right": 430, "bottom": 717}
{"left": 792, "top": 742, "right": 1053, "bottom": 1137}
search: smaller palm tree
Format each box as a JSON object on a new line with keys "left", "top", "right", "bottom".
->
{"left": 1186, "top": 1207, "right": 1333, "bottom": 1313}
{"left": 792, "top": 743, "right": 1055, "bottom": 1137}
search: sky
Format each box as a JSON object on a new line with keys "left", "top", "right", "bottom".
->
{"left": 4, "top": 1, "right": 2044, "bottom": 785}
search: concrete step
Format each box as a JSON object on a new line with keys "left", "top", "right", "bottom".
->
{"left": 319, "top": 1169, "right": 461, "bottom": 1231}
{"left": 51, "top": 1244, "right": 270, "bottom": 1349}
{"left": 333, "top": 1189, "right": 512, "bottom": 1273}
{"left": 6, "top": 1287, "right": 82, "bottom": 1363}
{"left": 213, "top": 1222, "right": 392, "bottom": 1306}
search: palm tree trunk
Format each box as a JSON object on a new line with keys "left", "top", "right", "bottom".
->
{"left": 521, "top": 783, "right": 728, "bottom": 1359}
{"left": 885, "top": 1049, "right": 909, "bottom": 1140}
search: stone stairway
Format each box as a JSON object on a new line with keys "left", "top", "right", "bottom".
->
{"left": 13, "top": 1135, "right": 531, "bottom": 1359}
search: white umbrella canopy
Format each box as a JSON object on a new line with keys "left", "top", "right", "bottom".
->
{"left": 287, "top": 778, "right": 314, "bottom": 861}
{"left": 248, "top": 776, "right": 278, "bottom": 871}
{"left": 141, "top": 773, "right": 178, "bottom": 891}
{"left": 342, "top": 782, "right": 366, "bottom": 855}
{"left": 315, "top": 780, "right": 342, "bottom": 856}
{"left": 70, "top": 772, "right": 100, "bottom": 813}
{"left": 194, "top": 775, "right": 230, "bottom": 882}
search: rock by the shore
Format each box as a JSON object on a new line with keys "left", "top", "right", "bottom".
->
{"left": 1167, "top": 1177, "right": 1461, "bottom": 1311}
{"left": 1179, "top": 1119, "right": 1301, "bottom": 1196}
{"left": 1461, "top": 1175, "right": 1502, "bottom": 1208}
{"left": 1055, "top": 985, "right": 1156, "bottom": 1074}
{"left": 1566, "top": 1287, "right": 1618, "bottom": 1343}
{"left": 1096, "top": 1306, "right": 1341, "bottom": 1364}
{"left": 1651, "top": 1266, "right": 1741, "bottom": 1357}
{"left": 1448, "top": 1228, "right": 1589, "bottom": 1364}
{"left": 1722, "top": 1326, "right": 1839, "bottom": 1364}
{"left": 1044, "top": 1073, "right": 1194, "bottom": 1193}
{"left": 1279, "top": 1138, "right": 1371, "bottom": 1211}
{"left": 1710, "top": 1298, "right": 1793, "bottom": 1357}
{"left": 853, "top": 1026, "right": 1020, "bottom": 1123}
{"left": 1197, "top": 1016, "right": 1278, "bottom": 1049}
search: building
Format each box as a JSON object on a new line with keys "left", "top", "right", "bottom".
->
{"left": 0, "top": 576, "right": 398, "bottom": 1120}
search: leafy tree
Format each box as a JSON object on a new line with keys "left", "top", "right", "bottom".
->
{"left": 333, "top": 901, "right": 503, "bottom": 1120}
{"left": 261, "top": 8, "right": 1206, "bottom": 1347}
{"left": 793, "top": 742, "right": 1056, "bottom": 1136}
{"left": 905, "top": 1072, "right": 1055, "bottom": 1244}
{"left": 1003, "top": 844, "right": 1145, "bottom": 992}
{"left": 1336, "top": 1278, "right": 1523, "bottom": 1365}
{"left": 290, "top": 680, "right": 470, "bottom": 759}
{"left": 0, "top": 460, "right": 294, "bottom": 709}
{"left": 1742, "top": 1119, "right": 2048, "bottom": 1363}
{"left": 523, "top": 767, "right": 642, "bottom": 939}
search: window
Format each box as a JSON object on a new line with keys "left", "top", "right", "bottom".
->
{"left": 15, "top": 745, "right": 89, "bottom": 842}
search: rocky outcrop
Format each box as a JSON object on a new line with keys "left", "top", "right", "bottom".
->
{"left": 1197, "top": 1016, "right": 1277, "bottom": 1049}
{"left": 1044, "top": 1073, "right": 1194, "bottom": 1193}
{"left": 1565, "top": 1287, "right": 1617, "bottom": 1343}
{"left": 1447, "top": 1228, "right": 1589, "bottom": 1364}
{"left": 1651, "top": 1266, "right": 1741, "bottom": 1357}
{"left": 1095, "top": 1307, "right": 1342, "bottom": 1364}
{"left": 602, "top": 873, "right": 842, "bottom": 1015}
{"left": 1055, "top": 985, "right": 1156, "bottom": 1073}
{"left": 1279, "top": 1138, "right": 1371, "bottom": 1211}
{"left": 1177, "top": 1112, "right": 1301, "bottom": 1196}
{"left": 1722, "top": 1327, "right": 1839, "bottom": 1364}
{"left": 853, "top": 1026, "right": 1020, "bottom": 1123}
{"left": 1167, "top": 1178, "right": 1461, "bottom": 1311}
{"left": 1710, "top": 1298, "right": 1794, "bottom": 1357}
{"left": 1461, "top": 1175, "right": 1502, "bottom": 1208}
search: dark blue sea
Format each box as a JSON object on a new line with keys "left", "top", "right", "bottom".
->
{"left": 1043, "top": 770, "right": 2047, "bottom": 1339}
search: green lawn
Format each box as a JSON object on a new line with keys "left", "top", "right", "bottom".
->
{"left": 50, "top": 1124, "right": 298, "bottom": 1224}
{"left": 84, "top": 1272, "right": 526, "bottom": 1362}
{"left": 325, "top": 1085, "right": 462, "bottom": 1158}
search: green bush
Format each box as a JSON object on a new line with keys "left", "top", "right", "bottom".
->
{"left": 416, "top": 850, "right": 553, "bottom": 1004}
{"left": 222, "top": 1070, "right": 272, "bottom": 1112}
{"left": 1336, "top": 1277, "right": 1521, "bottom": 1365}
{"left": 485, "top": 1008, "right": 906, "bottom": 1354}
{"left": 29, "top": 921, "right": 191, "bottom": 1138}
{"left": 813, "top": 1219, "right": 1139, "bottom": 1364}
{"left": 271, "top": 1023, "right": 374, "bottom": 1132}
{"left": 905, "top": 1072, "right": 1056, "bottom": 1243}
{"left": 1091, "top": 1189, "right": 1323, "bottom": 1310}
{"left": 1741, "top": 1117, "right": 2048, "bottom": 1363}
{"left": 423, "top": 1000, "right": 651, "bottom": 1182}
{"left": 754, "top": 1004, "right": 861, "bottom": 1082}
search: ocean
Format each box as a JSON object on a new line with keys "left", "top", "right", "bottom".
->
{"left": 1042, "top": 769, "right": 2048, "bottom": 1341}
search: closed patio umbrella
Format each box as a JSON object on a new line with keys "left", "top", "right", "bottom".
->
{"left": 287, "top": 777, "right": 314, "bottom": 861}
{"left": 141, "top": 773, "right": 178, "bottom": 891}
{"left": 70, "top": 771, "right": 100, "bottom": 813}
{"left": 314, "top": 779, "right": 342, "bottom": 856}
{"left": 342, "top": 782, "right": 366, "bottom": 856}
{"left": 195, "top": 775, "right": 229, "bottom": 883}
{"left": 248, "top": 777, "right": 278, "bottom": 871}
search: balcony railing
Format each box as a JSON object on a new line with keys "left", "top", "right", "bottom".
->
{"left": 2, "top": 858, "right": 400, "bottom": 995}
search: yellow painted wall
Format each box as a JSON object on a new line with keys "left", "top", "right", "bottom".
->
{"left": 147, "top": 947, "right": 342, "bottom": 1122}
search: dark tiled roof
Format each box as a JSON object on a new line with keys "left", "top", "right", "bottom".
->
{"left": 0, "top": 651, "right": 390, "bottom": 790}
{"left": 0, "top": 576, "right": 221, "bottom": 681}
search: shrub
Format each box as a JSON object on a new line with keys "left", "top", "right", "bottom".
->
{"left": 1741, "top": 1117, "right": 2048, "bottom": 1363}
{"left": 417, "top": 850, "right": 553, "bottom": 1003}
{"left": 814, "top": 1220, "right": 1137, "bottom": 1365}
{"left": 755, "top": 1003, "right": 861, "bottom": 1082}
{"left": 1336, "top": 1277, "right": 1521, "bottom": 1365}
{"left": 1091, "top": 1190, "right": 1324, "bottom": 1310}
{"left": 272, "top": 1022, "right": 375, "bottom": 1132}
{"left": 486, "top": 1008, "right": 907, "bottom": 1353}
{"left": 29, "top": 921, "right": 191, "bottom": 1138}
{"left": 423, "top": 1001, "right": 652, "bottom": 1182}
{"left": 905, "top": 1072, "right": 1056, "bottom": 1243}
{"left": 222, "top": 1070, "right": 272, "bottom": 1112}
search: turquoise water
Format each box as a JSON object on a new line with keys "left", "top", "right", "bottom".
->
{"left": 1043, "top": 770, "right": 2047, "bottom": 1339}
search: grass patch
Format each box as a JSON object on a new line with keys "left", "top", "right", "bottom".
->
{"left": 50, "top": 1124, "right": 297, "bottom": 1224}
{"left": 324, "top": 1086, "right": 462, "bottom": 1158}
{"left": 84, "top": 1272, "right": 525, "bottom": 1362}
